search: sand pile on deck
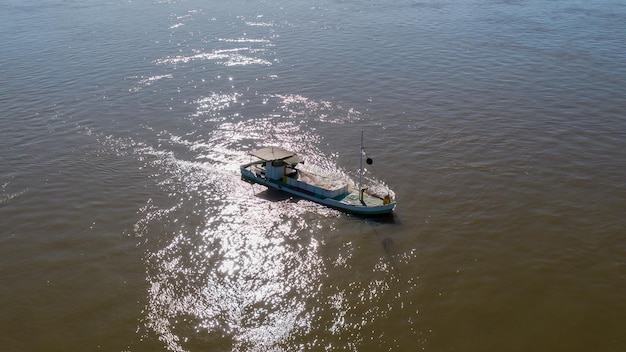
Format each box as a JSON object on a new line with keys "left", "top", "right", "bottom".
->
{"left": 297, "top": 170, "right": 347, "bottom": 191}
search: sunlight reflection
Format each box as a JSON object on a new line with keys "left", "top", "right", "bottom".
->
{"left": 154, "top": 48, "right": 271, "bottom": 67}
{"left": 108, "top": 86, "right": 405, "bottom": 350}
{"left": 143, "top": 197, "right": 326, "bottom": 350}
{"left": 132, "top": 131, "right": 328, "bottom": 350}
{"left": 193, "top": 93, "right": 241, "bottom": 117}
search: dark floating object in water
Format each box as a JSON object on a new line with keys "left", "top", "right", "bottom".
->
{"left": 366, "top": 157, "right": 373, "bottom": 165}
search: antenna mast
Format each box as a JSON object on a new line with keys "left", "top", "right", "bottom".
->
{"left": 359, "top": 131, "right": 364, "bottom": 201}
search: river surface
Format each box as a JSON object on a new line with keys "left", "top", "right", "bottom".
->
{"left": 1, "top": 0, "right": 625, "bottom": 351}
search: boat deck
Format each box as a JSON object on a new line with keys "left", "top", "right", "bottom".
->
{"left": 242, "top": 161, "right": 392, "bottom": 211}
{"left": 291, "top": 169, "right": 347, "bottom": 192}
{"left": 334, "top": 191, "right": 386, "bottom": 207}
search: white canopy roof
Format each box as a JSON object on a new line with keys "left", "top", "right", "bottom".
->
{"left": 249, "top": 146, "right": 302, "bottom": 164}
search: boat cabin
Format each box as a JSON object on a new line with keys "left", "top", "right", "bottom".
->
{"left": 249, "top": 146, "right": 302, "bottom": 181}
{"left": 248, "top": 146, "right": 349, "bottom": 198}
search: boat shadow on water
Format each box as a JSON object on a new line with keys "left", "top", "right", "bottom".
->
{"left": 351, "top": 211, "right": 400, "bottom": 224}
{"left": 252, "top": 187, "right": 299, "bottom": 203}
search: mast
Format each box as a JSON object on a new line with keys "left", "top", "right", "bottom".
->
{"left": 359, "top": 131, "right": 364, "bottom": 201}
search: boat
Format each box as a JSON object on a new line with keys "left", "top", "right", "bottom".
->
{"left": 240, "top": 133, "right": 396, "bottom": 215}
